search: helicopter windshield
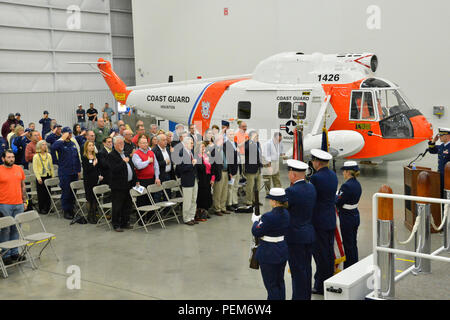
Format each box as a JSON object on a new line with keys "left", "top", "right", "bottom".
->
{"left": 375, "top": 89, "right": 410, "bottom": 120}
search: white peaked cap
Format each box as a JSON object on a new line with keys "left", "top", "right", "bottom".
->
{"left": 287, "top": 159, "right": 309, "bottom": 171}
{"left": 311, "top": 148, "right": 333, "bottom": 161}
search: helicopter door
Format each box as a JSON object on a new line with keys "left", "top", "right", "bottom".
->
{"left": 349, "top": 90, "right": 378, "bottom": 121}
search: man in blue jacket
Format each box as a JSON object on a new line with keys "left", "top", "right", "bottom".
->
{"left": 47, "top": 124, "right": 62, "bottom": 165}
{"left": 39, "top": 110, "right": 52, "bottom": 138}
{"left": 309, "top": 149, "right": 338, "bottom": 295}
{"left": 285, "top": 159, "right": 317, "bottom": 300}
{"left": 51, "top": 127, "right": 81, "bottom": 220}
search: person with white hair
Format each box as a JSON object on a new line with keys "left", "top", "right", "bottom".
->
{"left": 175, "top": 137, "right": 198, "bottom": 225}
{"left": 32, "top": 140, "right": 55, "bottom": 214}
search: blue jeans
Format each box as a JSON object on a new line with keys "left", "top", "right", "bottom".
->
{"left": 0, "top": 204, "right": 24, "bottom": 257}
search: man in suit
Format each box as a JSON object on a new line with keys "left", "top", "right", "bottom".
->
{"left": 285, "top": 159, "right": 316, "bottom": 300}
{"left": 189, "top": 124, "right": 202, "bottom": 153}
{"left": 244, "top": 130, "right": 262, "bottom": 208}
{"left": 309, "top": 149, "right": 338, "bottom": 295}
{"left": 152, "top": 133, "right": 174, "bottom": 182}
{"left": 107, "top": 135, "right": 138, "bottom": 232}
{"left": 223, "top": 129, "right": 240, "bottom": 213}
{"left": 97, "top": 136, "right": 113, "bottom": 186}
{"left": 175, "top": 137, "right": 198, "bottom": 225}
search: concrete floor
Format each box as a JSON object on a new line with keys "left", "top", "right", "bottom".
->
{"left": 0, "top": 156, "right": 449, "bottom": 300}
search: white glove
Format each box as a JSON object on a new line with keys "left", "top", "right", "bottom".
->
{"left": 252, "top": 213, "right": 261, "bottom": 223}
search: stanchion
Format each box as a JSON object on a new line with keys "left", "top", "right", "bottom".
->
{"left": 412, "top": 171, "right": 432, "bottom": 275}
{"left": 377, "top": 185, "right": 395, "bottom": 299}
{"left": 445, "top": 163, "right": 450, "bottom": 251}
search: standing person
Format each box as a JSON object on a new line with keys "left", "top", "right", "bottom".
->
{"left": 102, "top": 102, "right": 115, "bottom": 124}
{"left": 11, "top": 126, "right": 29, "bottom": 168}
{"left": 234, "top": 121, "right": 249, "bottom": 174}
{"left": 150, "top": 135, "right": 158, "bottom": 150}
{"left": 0, "top": 150, "right": 28, "bottom": 266}
{"left": 149, "top": 124, "right": 158, "bottom": 140}
{"left": 39, "top": 111, "right": 52, "bottom": 139}
{"left": 195, "top": 141, "right": 215, "bottom": 221}
{"left": 86, "top": 103, "right": 98, "bottom": 131}
{"left": 85, "top": 130, "right": 97, "bottom": 154}
{"left": 46, "top": 124, "right": 62, "bottom": 165}
{"left": 107, "top": 136, "right": 138, "bottom": 232}
{"left": 152, "top": 134, "right": 174, "bottom": 183}
{"left": 285, "top": 159, "right": 316, "bottom": 300}
{"left": 76, "top": 104, "right": 86, "bottom": 127}
{"left": 2, "top": 113, "right": 18, "bottom": 140}
{"left": 210, "top": 134, "right": 227, "bottom": 216}
{"left": 251, "top": 188, "right": 290, "bottom": 300}
{"left": 203, "top": 129, "right": 214, "bottom": 151}
{"left": 6, "top": 123, "right": 16, "bottom": 147}
{"left": 223, "top": 129, "right": 240, "bottom": 213}
{"left": 172, "top": 124, "right": 185, "bottom": 145}
{"left": 51, "top": 127, "right": 82, "bottom": 220}
{"left": 176, "top": 137, "right": 198, "bottom": 225}
{"left": 82, "top": 141, "right": 103, "bottom": 224}
{"left": 309, "top": 149, "right": 338, "bottom": 295}
{"left": 336, "top": 161, "right": 362, "bottom": 269}
{"left": 25, "top": 130, "right": 40, "bottom": 166}
{"left": 132, "top": 125, "right": 147, "bottom": 146}
{"left": 123, "top": 129, "right": 135, "bottom": 157}
{"left": 244, "top": 130, "right": 262, "bottom": 208}
{"left": 188, "top": 124, "right": 202, "bottom": 153}
{"left": 262, "top": 132, "right": 286, "bottom": 194}
{"left": 93, "top": 118, "right": 111, "bottom": 151}
{"left": 166, "top": 131, "right": 175, "bottom": 149}
{"left": 221, "top": 120, "right": 230, "bottom": 142}
{"left": 428, "top": 127, "right": 450, "bottom": 198}
{"left": 15, "top": 113, "right": 24, "bottom": 127}
{"left": 44, "top": 119, "right": 57, "bottom": 140}
{"left": 73, "top": 124, "right": 86, "bottom": 150}
{"left": 0, "top": 136, "right": 8, "bottom": 165}
{"left": 32, "top": 140, "right": 54, "bottom": 215}
{"left": 97, "top": 137, "right": 113, "bottom": 186}
{"left": 132, "top": 134, "right": 160, "bottom": 207}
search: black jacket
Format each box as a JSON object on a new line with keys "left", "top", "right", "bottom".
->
{"left": 152, "top": 145, "right": 175, "bottom": 180}
{"left": 97, "top": 147, "right": 111, "bottom": 185}
{"left": 107, "top": 149, "right": 137, "bottom": 190}
{"left": 223, "top": 140, "right": 240, "bottom": 176}
{"left": 176, "top": 147, "right": 197, "bottom": 188}
{"left": 244, "top": 140, "right": 262, "bottom": 174}
{"left": 210, "top": 145, "right": 224, "bottom": 182}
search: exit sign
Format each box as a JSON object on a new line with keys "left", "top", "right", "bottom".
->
{"left": 224, "top": 8, "right": 228, "bottom": 16}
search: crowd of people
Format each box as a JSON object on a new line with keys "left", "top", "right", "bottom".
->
{"left": 0, "top": 103, "right": 366, "bottom": 300}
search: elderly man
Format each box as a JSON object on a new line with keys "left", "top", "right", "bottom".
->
{"left": 211, "top": 133, "right": 227, "bottom": 216}
{"left": 262, "top": 132, "right": 286, "bottom": 194}
{"left": 152, "top": 134, "right": 174, "bottom": 183}
{"left": 149, "top": 124, "right": 158, "bottom": 139}
{"left": 223, "top": 129, "right": 240, "bottom": 212}
{"left": 85, "top": 130, "right": 97, "bottom": 153}
{"left": 172, "top": 124, "right": 185, "bottom": 145}
{"left": 244, "top": 130, "right": 262, "bottom": 208}
{"left": 123, "top": 129, "right": 135, "bottom": 157}
{"left": 107, "top": 136, "right": 138, "bottom": 232}
{"left": 52, "top": 127, "right": 81, "bottom": 220}
{"left": 175, "top": 137, "right": 198, "bottom": 225}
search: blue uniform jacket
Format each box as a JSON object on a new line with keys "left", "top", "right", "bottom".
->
{"left": 47, "top": 133, "right": 62, "bottom": 164}
{"left": 428, "top": 141, "right": 450, "bottom": 176}
{"left": 252, "top": 207, "right": 290, "bottom": 264}
{"left": 0, "top": 137, "right": 7, "bottom": 164}
{"left": 39, "top": 117, "right": 52, "bottom": 137}
{"left": 285, "top": 180, "right": 316, "bottom": 244}
{"left": 51, "top": 139, "right": 81, "bottom": 176}
{"left": 336, "top": 177, "right": 362, "bottom": 216}
{"left": 310, "top": 167, "right": 338, "bottom": 231}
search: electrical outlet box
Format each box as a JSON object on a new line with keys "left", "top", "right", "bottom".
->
{"left": 433, "top": 106, "right": 444, "bottom": 118}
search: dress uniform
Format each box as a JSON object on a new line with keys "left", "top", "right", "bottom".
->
{"left": 428, "top": 128, "right": 450, "bottom": 198}
{"left": 251, "top": 188, "right": 290, "bottom": 300}
{"left": 336, "top": 161, "right": 362, "bottom": 269}
{"left": 309, "top": 149, "right": 338, "bottom": 294}
{"left": 51, "top": 127, "right": 81, "bottom": 219}
{"left": 285, "top": 159, "right": 316, "bottom": 300}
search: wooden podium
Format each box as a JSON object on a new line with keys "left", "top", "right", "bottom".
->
{"left": 404, "top": 166, "right": 441, "bottom": 233}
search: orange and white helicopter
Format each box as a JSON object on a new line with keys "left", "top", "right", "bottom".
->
{"left": 74, "top": 51, "right": 433, "bottom": 162}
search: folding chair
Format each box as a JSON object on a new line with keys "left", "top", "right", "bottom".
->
{"left": 0, "top": 216, "right": 36, "bottom": 278}
{"left": 23, "top": 169, "right": 31, "bottom": 176}
{"left": 24, "top": 174, "right": 38, "bottom": 211}
{"left": 53, "top": 165, "right": 59, "bottom": 177}
{"left": 147, "top": 184, "right": 180, "bottom": 226}
{"left": 93, "top": 184, "right": 112, "bottom": 230}
{"left": 15, "top": 210, "right": 59, "bottom": 263}
{"left": 70, "top": 180, "right": 88, "bottom": 222}
{"left": 161, "top": 180, "right": 184, "bottom": 217}
{"left": 129, "top": 188, "right": 165, "bottom": 231}
{"left": 44, "top": 177, "right": 62, "bottom": 218}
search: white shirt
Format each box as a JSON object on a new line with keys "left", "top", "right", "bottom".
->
{"left": 263, "top": 139, "right": 285, "bottom": 162}
{"left": 159, "top": 145, "right": 171, "bottom": 173}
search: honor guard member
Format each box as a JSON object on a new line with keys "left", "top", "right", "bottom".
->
{"left": 285, "top": 159, "right": 316, "bottom": 300}
{"left": 336, "top": 161, "right": 362, "bottom": 269}
{"left": 428, "top": 128, "right": 450, "bottom": 198}
{"left": 251, "top": 188, "right": 290, "bottom": 300}
{"left": 51, "top": 127, "right": 81, "bottom": 220}
{"left": 309, "top": 148, "right": 338, "bottom": 295}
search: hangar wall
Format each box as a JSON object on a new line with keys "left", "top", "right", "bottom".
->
{"left": 132, "top": 0, "right": 450, "bottom": 129}
{"left": 0, "top": 0, "right": 134, "bottom": 128}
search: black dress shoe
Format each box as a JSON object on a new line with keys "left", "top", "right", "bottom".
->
{"left": 226, "top": 205, "right": 235, "bottom": 212}
{"left": 64, "top": 211, "right": 74, "bottom": 220}
{"left": 184, "top": 221, "right": 195, "bottom": 226}
{"left": 311, "top": 288, "right": 324, "bottom": 295}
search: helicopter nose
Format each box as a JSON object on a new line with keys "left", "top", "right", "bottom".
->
{"left": 410, "top": 114, "right": 433, "bottom": 140}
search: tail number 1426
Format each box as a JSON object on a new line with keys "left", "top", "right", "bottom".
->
{"left": 318, "top": 74, "right": 340, "bottom": 81}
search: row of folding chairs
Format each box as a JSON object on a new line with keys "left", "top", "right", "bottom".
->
{"left": 92, "top": 180, "right": 184, "bottom": 232}
{"left": 0, "top": 210, "right": 58, "bottom": 278}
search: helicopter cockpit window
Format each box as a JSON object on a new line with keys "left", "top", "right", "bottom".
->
{"left": 278, "top": 102, "right": 291, "bottom": 119}
{"left": 350, "top": 91, "right": 376, "bottom": 121}
{"left": 292, "top": 102, "right": 306, "bottom": 119}
{"left": 375, "top": 89, "right": 410, "bottom": 119}
{"left": 379, "top": 112, "right": 413, "bottom": 138}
